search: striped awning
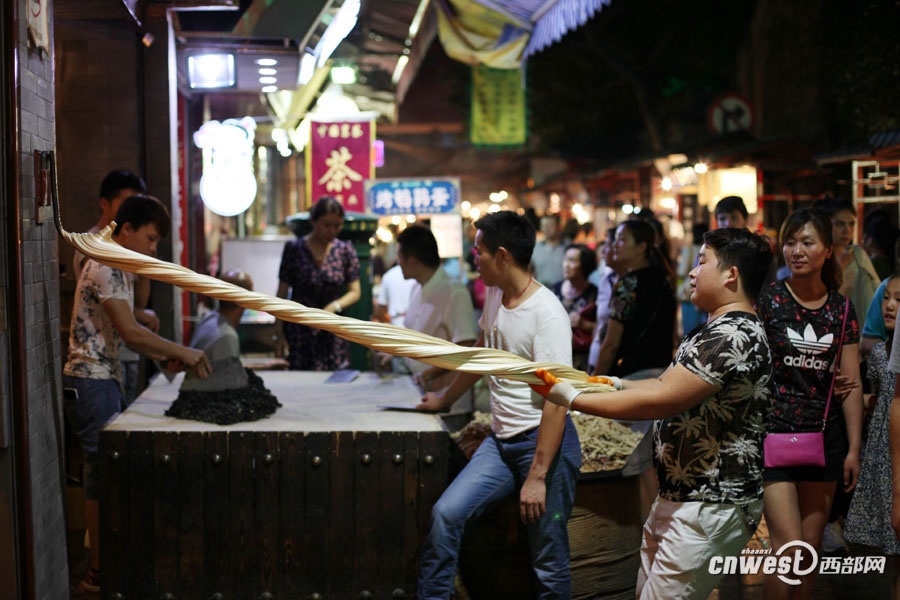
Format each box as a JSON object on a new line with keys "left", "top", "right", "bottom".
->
{"left": 474, "top": 0, "right": 610, "bottom": 59}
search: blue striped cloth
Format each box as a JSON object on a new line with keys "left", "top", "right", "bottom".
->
{"left": 477, "top": 0, "right": 609, "bottom": 59}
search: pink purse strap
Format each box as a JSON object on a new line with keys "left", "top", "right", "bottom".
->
{"left": 822, "top": 297, "right": 850, "bottom": 431}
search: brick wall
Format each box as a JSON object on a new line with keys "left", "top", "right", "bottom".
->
{"left": 54, "top": 17, "right": 140, "bottom": 283}
{"left": 16, "top": 0, "right": 69, "bottom": 598}
{"left": 54, "top": 11, "right": 177, "bottom": 343}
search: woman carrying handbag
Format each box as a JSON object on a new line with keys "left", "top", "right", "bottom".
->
{"left": 756, "top": 208, "right": 864, "bottom": 600}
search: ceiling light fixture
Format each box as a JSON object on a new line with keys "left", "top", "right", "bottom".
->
{"left": 256, "top": 58, "right": 277, "bottom": 66}
{"left": 258, "top": 68, "right": 277, "bottom": 76}
{"left": 187, "top": 54, "right": 235, "bottom": 89}
{"left": 261, "top": 85, "right": 278, "bottom": 93}
{"left": 259, "top": 76, "right": 277, "bottom": 85}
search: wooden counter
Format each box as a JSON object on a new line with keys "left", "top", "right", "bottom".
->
{"left": 99, "top": 371, "right": 449, "bottom": 600}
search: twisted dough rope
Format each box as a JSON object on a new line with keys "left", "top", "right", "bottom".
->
{"left": 60, "top": 224, "right": 613, "bottom": 392}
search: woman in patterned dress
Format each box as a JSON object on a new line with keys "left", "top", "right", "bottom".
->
{"left": 757, "top": 208, "right": 864, "bottom": 600}
{"left": 844, "top": 275, "right": 900, "bottom": 584}
{"left": 276, "top": 197, "right": 360, "bottom": 370}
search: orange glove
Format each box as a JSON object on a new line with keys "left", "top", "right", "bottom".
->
{"left": 530, "top": 369, "right": 580, "bottom": 408}
{"left": 588, "top": 375, "right": 623, "bottom": 390}
{"left": 529, "top": 368, "right": 561, "bottom": 397}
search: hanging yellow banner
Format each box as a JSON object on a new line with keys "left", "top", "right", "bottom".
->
{"left": 470, "top": 64, "right": 526, "bottom": 147}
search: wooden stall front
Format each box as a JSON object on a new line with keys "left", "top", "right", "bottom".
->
{"left": 99, "top": 371, "right": 448, "bottom": 600}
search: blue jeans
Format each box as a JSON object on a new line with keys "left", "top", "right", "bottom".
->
{"left": 63, "top": 375, "right": 126, "bottom": 500}
{"left": 418, "top": 416, "right": 581, "bottom": 599}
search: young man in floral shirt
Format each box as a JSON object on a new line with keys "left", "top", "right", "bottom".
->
{"left": 533, "top": 227, "right": 774, "bottom": 599}
{"left": 63, "top": 194, "right": 211, "bottom": 593}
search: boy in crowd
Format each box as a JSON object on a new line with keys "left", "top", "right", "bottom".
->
{"left": 63, "top": 195, "right": 211, "bottom": 593}
{"left": 533, "top": 228, "right": 774, "bottom": 599}
{"left": 416, "top": 211, "right": 581, "bottom": 598}
{"left": 531, "top": 213, "right": 567, "bottom": 287}
{"left": 714, "top": 195, "right": 748, "bottom": 230}
{"left": 74, "top": 169, "right": 159, "bottom": 405}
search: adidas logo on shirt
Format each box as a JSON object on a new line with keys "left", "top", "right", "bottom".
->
{"left": 783, "top": 324, "right": 833, "bottom": 370}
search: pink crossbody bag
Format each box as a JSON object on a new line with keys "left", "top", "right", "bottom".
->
{"left": 763, "top": 297, "right": 850, "bottom": 468}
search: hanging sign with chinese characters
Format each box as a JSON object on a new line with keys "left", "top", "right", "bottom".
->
{"left": 306, "top": 118, "right": 374, "bottom": 213}
{"left": 365, "top": 177, "right": 460, "bottom": 215}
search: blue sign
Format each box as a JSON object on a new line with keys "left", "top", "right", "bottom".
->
{"left": 365, "top": 177, "right": 460, "bottom": 215}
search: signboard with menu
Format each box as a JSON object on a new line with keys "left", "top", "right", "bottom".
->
{"left": 306, "top": 118, "right": 374, "bottom": 213}
{"left": 365, "top": 177, "right": 460, "bottom": 215}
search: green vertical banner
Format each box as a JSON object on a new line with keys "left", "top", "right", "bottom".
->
{"left": 470, "top": 65, "right": 526, "bottom": 147}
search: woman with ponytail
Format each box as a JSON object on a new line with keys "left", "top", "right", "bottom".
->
{"left": 756, "top": 208, "right": 863, "bottom": 600}
{"left": 592, "top": 219, "right": 676, "bottom": 378}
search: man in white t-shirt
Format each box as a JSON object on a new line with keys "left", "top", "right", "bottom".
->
{"left": 374, "top": 263, "right": 416, "bottom": 326}
{"left": 416, "top": 211, "right": 581, "bottom": 599}
{"left": 393, "top": 225, "right": 477, "bottom": 411}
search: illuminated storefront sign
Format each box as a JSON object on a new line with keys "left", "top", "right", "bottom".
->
{"left": 365, "top": 177, "right": 460, "bottom": 215}
{"left": 306, "top": 118, "right": 374, "bottom": 213}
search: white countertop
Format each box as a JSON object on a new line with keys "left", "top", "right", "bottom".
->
{"left": 105, "top": 371, "right": 445, "bottom": 433}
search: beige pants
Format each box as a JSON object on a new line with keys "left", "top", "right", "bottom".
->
{"left": 636, "top": 496, "right": 763, "bottom": 600}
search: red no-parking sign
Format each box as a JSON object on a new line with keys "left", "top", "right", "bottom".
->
{"left": 707, "top": 93, "right": 754, "bottom": 134}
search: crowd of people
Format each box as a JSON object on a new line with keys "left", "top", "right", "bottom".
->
{"left": 369, "top": 196, "right": 900, "bottom": 599}
{"left": 62, "top": 175, "right": 900, "bottom": 598}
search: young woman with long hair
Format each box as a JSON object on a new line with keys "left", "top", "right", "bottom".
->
{"left": 592, "top": 219, "right": 676, "bottom": 378}
{"left": 756, "top": 208, "right": 863, "bottom": 600}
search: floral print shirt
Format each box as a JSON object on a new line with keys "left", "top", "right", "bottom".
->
{"left": 654, "top": 312, "right": 772, "bottom": 504}
{"left": 756, "top": 281, "right": 858, "bottom": 432}
{"left": 64, "top": 259, "right": 134, "bottom": 382}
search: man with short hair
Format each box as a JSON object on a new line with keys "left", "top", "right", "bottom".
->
{"left": 394, "top": 225, "right": 477, "bottom": 409}
{"left": 63, "top": 195, "right": 211, "bottom": 593}
{"left": 374, "top": 262, "right": 416, "bottom": 326}
{"left": 534, "top": 227, "right": 775, "bottom": 599}
{"left": 531, "top": 213, "right": 567, "bottom": 287}
{"left": 416, "top": 211, "right": 581, "bottom": 598}
{"left": 190, "top": 270, "right": 253, "bottom": 361}
{"left": 713, "top": 195, "right": 748, "bottom": 230}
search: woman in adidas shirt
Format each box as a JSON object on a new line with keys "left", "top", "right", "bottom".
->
{"left": 756, "top": 208, "right": 863, "bottom": 600}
